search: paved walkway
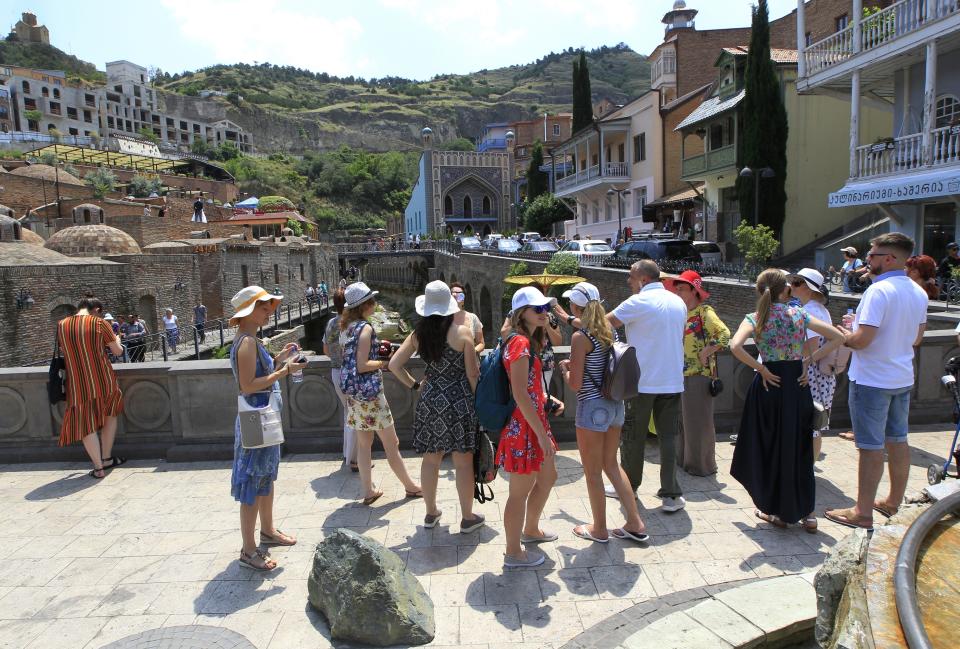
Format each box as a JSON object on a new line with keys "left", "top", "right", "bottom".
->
{"left": 0, "top": 427, "right": 951, "bottom": 649}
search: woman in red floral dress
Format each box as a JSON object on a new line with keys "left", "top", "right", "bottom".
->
{"left": 497, "top": 287, "right": 563, "bottom": 568}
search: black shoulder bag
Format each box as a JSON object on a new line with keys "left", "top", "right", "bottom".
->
{"left": 695, "top": 309, "right": 723, "bottom": 397}
{"left": 47, "top": 330, "right": 67, "bottom": 404}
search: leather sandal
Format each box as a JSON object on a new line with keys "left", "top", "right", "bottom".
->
{"left": 824, "top": 507, "right": 873, "bottom": 531}
{"left": 102, "top": 456, "right": 127, "bottom": 469}
{"left": 239, "top": 548, "right": 276, "bottom": 571}
{"left": 88, "top": 467, "right": 105, "bottom": 479}
{"left": 801, "top": 517, "right": 818, "bottom": 534}
{"left": 361, "top": 491, "right": 383, "bottom": 506}
{"left": 755, "top": 510, "right": 787, "bottom": 528}
{"left": 260, "top": 529, "right": 297, "bottom": 546}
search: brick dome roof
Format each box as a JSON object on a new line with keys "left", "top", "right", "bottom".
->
{"left": 0, "top": 241, "right": 108, "bottom": 266}
{"left": 6, "top": 164, "right": 85, "bottom": 185}
{"left": 19, "top": 226, "right": 45, "bottom": 245}
{"left": 44, "top": 224, "right": 142, "bottom": 257}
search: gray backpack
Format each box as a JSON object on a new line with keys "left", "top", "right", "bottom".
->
{"left": 601, "top": 342, "right": 640, "bottom": 401}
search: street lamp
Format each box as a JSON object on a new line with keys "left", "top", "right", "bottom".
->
{"left": 606, "top": 188, "right": 631, "bottom": 245}
{"left": 739, "top": 166, "right": 775, "bottom": 226}
{"left": 15, "top": 288, "right": 35, "bottom": 310}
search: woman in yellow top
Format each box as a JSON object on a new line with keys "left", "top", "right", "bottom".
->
{"left": 664, "top": 270, "right": 730, "bottom": 476}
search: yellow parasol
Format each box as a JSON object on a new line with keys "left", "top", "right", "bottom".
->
{"left": 503, "top": 272, "right": 584, "bottom": 290}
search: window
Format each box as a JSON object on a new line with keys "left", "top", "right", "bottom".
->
{"left": 482, "top": 196, "right": 491, "bottom": 214}
{"left": 241, "top": 265, "right": 249, "bottom": 286}
{"left": 83, "top": 110, "right": 92, "bottom": 123}
{"left": 180, "top": 120, "right": 187, "bottom": 130}
{"left": 634, "top": 133, "right": 647, "bottom": 163}
{"left": 633, "top": 187, "right": 647, "bottom": 216}
{"left": 935, "top": 94, "right": 960, "bottom": 128}
{"left": 52, "top": 88, "right": 60, "bottom": 99}
{"left": 836, "top": 14, "right": 849, "bottom": 31}
{"left": 21, "top": 81, "right": 30, "bottom": 93}
{"left": 553, "top": 124, "right": 561, "bottom": 136}
{"left": 721, "top": 64, "right": 735, "bottom": 89}
{"left": 444, "top": 195, "right": 453, "bottom": 216}
{"left": 41, "top": 86, "right": 49, "bottom": 97}
{"left": 663, "top": 51, "right": 676, "bottom": 74}
{"left": 617, "top": 142, "right": 625, "bottom": 163}
{"left": 107, "top": 116, "right": 114, "bottom": 128}
{"left": 68, "top": 127, "right": 78, "bottom": 136}
{"left": 463, "top": 195, "right": 472, "bottom": 217}
{"left": 709, "top": 122, "right": 724, "bottom": 150}
{"left": 85, "top": 93, "right": 95, "bottom": 106}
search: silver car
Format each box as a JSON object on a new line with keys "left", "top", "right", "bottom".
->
{"left": 692, "top": 241, "right": 723, "bottom": 265}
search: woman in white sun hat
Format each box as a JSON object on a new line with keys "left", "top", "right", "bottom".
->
{"left": 498, "top": 286, "right": 563, "bottom": 568}
{"left": 229, "top": 285, "right": 306, "bottom": 571}
{"left": 339, "top": 282, "right": 421, "bottom": 506}
{"left": 557, "top": 282, "right": 648, "bottom": 544}
{"left": 390, "top": 280, "right": 485, "bottom": 533}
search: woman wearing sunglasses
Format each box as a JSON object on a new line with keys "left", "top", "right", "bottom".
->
{"left": 498, "top": 287, "right": 563, "bottom": 568}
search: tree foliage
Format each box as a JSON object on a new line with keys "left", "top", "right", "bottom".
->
{"left": 259, "top": 196, "right": 296, "bottom": 212}
{"left": 438, "top": 138, "right": 475, "bottom": 152}
{"left": 737, "top": 0, "right": 788, "bottom": 236}
{"left": 522, "top": 193, "right": 569, "bottom": 235}
{"left": 572, "top": 50, "right": 593, "bottom": 133}
{"left": 285, "top": 218, "right": 303, "bottom": 235}
{"left": 733, "top": 221, "right": 779, "bottom": 267}
{"left": 526, "top": 140, "right": 548, "bottom": 201}
{"left": 128, "top": 174, "right": 162, "bottom": 198}
{"left": 84, "top": 167, "right": 117, "bottom": 199}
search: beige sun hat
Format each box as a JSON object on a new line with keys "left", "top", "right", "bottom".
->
{"left": 229, "top": 285, "right": 281, "bottom": 325}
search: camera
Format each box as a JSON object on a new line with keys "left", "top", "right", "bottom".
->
{"left": 546, "top": 399, "right": 560, "bottom": 415}
{"left": 377, "top": 341, "right": 398, "bottom": 359}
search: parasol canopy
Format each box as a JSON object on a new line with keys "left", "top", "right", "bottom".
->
{"left": 503, "top": 273, "right": 583, "bottom": 290}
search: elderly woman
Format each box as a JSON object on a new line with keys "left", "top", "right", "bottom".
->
{"left": 663, "top": 270, "right": 730, "bottom": 476}
{"left": 229, "top": 285, "right": 306, "bottom": 571}
{"left": 162, "top": 308, "right": 179, "bottom": 353}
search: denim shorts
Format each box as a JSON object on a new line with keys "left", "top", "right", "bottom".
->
{"left": 848, "top": 381, "right": 911, "bottom": 451}
{"left": 575, "top": 397, "right": 625, "bottom": 432}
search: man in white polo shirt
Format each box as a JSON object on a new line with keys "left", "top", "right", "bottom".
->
{"left": 825, "top": 232, "right": 927, "bottom": 531}
{"left": 607, "top": 259, "right": 689, "bottom": 512}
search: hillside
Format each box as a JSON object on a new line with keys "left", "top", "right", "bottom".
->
{"left": 0, "top": 39, "right": 104, "bottom": 83}
{"left": 155, "top": 44, "right": 650, "bottom": 152}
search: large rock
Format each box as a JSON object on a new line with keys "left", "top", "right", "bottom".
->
{"left": 815, "top": 527, "right": 871, "bottom": 648}
{"left": 308, "top": 528, "right": 435, "bottom": 646}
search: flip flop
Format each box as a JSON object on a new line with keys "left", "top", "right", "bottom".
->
{"left": 872, "top": 503, "right": 898, "bottom": 518}
{"left": 573, "top": 525, "right": 609, "bottom": 543}
{"left": 405, "top": 490, "right": 424, "bottom": 499}
{"left": 611, "top": 527, "right": 650, "bottom": 543}
{"left": 824, "top": 508, "right": 873, "bottom": 531}
{"left": 755, "top": 509, "right": 787, "bottom": 529}
{"left": 361, "top": 491, "right": 383, "bottom": 506}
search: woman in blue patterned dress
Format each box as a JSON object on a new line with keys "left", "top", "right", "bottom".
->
{"left": 729, "top": 269, "right": 845, "bottom": 532}
{"left": 230, "top": 285, "right": 306, "bottom": 571}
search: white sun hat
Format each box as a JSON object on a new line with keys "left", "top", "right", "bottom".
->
{"left": 416, "top": 280, "right": 459, "bottom": 317}
{"left": 229, "top": 285, "right": 282, "bottom": 325}
{"left": 344, "top": 281, "right": 379, "bottom": 309}
{"left": 562, "top": 282, "right": 601, "bottom": 308}
{"left": 511, "top": 286, "right": 557, "bottom": 311}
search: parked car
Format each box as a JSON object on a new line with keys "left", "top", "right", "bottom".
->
{"left": 482, "top": 233, "right": 503, "bottom": 248}
{"left": 521, "top": 241, "right": 559, "bottom": 254}
{"left": 522, "top": 232, "right": 542, "bottom": 242}
{"left": 603, "top": 238, "right": 702, "bottom": 267}
{"left": 557, "top": 239, "right": 615, "bottom": 263}
{"left": 692, "top": 241, "right": 723, "bottom": 265}
{"left": 456, "top": 235, "right": 482, "bottom": 250}
{"left": 495, "top": 239, "right": 522, "bottom": 253}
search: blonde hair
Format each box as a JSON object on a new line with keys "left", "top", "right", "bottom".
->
{"left": 579, "top": 301, "right": 613, "bottom": 349}
{"left": 510, "top": 307, "right": 545, "bottom": 355}
{"left": 754, "top": 268, "right": 788, "bottom": 332}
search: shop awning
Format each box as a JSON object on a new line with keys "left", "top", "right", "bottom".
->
{"left": 647, "top": 184, "right": 704, "bottom": 207}
{"left": 828, "top": 168, "right": 960, "bottom": 207}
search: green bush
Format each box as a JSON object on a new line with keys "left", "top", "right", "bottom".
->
{"left": 285, "top": 219, "right": 303, "bottom": 235}
{"left": 733, "top": 221, "right": 779, "bottom": 269}
{"left": 259, "top": 195, "right": 296, "bottom": 212}
{"left": 128, "top": 174, "right": 162, "bottom": 198}
{"left": 545, "top": 252, "right": 579, "bottom": 276}
{"left": 84, "top": 167, "right": 117, "bottom": 198}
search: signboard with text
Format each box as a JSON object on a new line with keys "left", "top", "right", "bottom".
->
{"left": 828, "top": 174, "right": 960, "bottom": 207}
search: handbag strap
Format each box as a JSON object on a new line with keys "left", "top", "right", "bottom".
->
{"left": 233, "top": 333, "right": 275, "bottom": 396}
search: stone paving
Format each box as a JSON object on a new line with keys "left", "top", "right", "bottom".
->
{"left": 0, "top": 427, "right": 951, "bottom": 649}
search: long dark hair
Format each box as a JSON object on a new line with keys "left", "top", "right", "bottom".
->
{"left": 415, "top": 314, "right": 454, "bottom": 363}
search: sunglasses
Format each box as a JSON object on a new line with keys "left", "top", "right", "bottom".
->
{"left": 789, "top": 280, "right": 805, "bottom": 288}
{"left": 528, "top": 304, "right": 551, "bottom": 314}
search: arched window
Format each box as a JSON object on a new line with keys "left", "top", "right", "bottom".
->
{"left": 83, "top": 209, "right": 91, "bottom": 223}
{"left": 41, "top": 86, "right": 49, "bottom": 97}
{"left": 53, "top": 88, "right": 60, "bottom": 99}
{"left": 444, "top": 195, "right": 453, "bottom": 216}
{"left": 21, "top": 80, "right": 30, "bottom": 93}
{"left": 463, "top": 195, "right": 472, "bottom": 217}
{"left": 936, "top": 94, "right": 960, "bottom": 128}
{"left": 482, "top": 196, "right": 491, "bottom": 215}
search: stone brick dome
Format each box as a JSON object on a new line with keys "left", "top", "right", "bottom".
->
{"left": 44, "top": 224, "right": 142, "bottom": 257}
{"left": 19, "top": 227, "right": 45, "bottom": 245}
{"left": 6, "top": 163, "right": 85, "bottom": 186}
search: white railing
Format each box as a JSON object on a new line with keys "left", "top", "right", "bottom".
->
{"left": 856, "top": 132, "right": 923, "bottom": 177}
{"left": 555, "top": 164, "right": 601, "bottom": 191}
{"left": 932, "top": 125, "right": 960, "bottom": 166}
{"left": 604, "top": 161, "right": 629, "bottom": 177}
{"left": 804, "top": 0, "right": 960, "bottom": 78}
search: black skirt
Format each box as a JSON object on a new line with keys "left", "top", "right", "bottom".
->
{"left": 731, "top": 360, "right": 815, "bottom": 524}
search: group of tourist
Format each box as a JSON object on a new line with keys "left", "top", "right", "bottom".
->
{"left": 54, "top": 231, "right": 931, "bottom": 572}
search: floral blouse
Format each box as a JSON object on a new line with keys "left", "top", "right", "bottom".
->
{"left": 682, "top": 304, "right": 731, "bottom": 377}
{"left": 745, "top": 303, "right": 810, "bottom": 362}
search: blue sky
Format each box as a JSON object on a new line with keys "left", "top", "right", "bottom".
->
{"left": 4, "top": 1, "right": 801, "bottom": 80}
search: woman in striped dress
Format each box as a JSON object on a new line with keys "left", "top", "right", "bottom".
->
{"left": 58, "top": 296, "right": 126, "bottom": 479}
{"left": 557, "top": 282, "right": 647, "bottom": 544}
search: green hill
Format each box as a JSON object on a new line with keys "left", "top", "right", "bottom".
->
{"left": 0, "top": 38, "right": 104, "bottom": 83}
{"left": 155, "top": 44, "right": 650, "bottom": 152}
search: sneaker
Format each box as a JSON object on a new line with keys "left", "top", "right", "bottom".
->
{"left": 604, "top": 484, "right": 620, "bottom": 499}
{"left": 661, "top": 496, "right": 686, "bottom": 513}
{"left": 460, "top": 513, "right": 485, "bottom": 534}
{"left": 503, "top": 550, "right": 545, "bottom": 568}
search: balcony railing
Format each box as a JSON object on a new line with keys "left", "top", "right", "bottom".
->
{"left": 555, "top": 161, "right": 629, "bottom": 192}
{"left": 804, "top": 0, "right": 960, "bottom": 78}
{"left": 681, "top": 144, "right": 736, "bottom": 178}
{"left": 477, "top": 138, "right": 507, "bottom": 152}
{"left": 854, "top": 126, "right": 960, "bottom": 178}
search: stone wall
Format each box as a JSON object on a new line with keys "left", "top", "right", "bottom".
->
{"left": 0, "top": 171, "right": 95, "bottom": 218}
{"left": 103, "top": 253, "right": 203, "bottom": 334}
{"left": 1, "top": 327, "right": 957, "bottom": 463}
{"left": 64, "top": 163, "right": 239, "bottom": 203}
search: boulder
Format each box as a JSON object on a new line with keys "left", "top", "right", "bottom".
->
{"left": 308, "top": 528, "right": 435, "bottom": 646}
{"left": 814, "top": 527, "right": 870, "bottom": 648}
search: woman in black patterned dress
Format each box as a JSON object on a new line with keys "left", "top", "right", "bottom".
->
{"left": 390, "top": 281, "right": 485, "bottom": 534}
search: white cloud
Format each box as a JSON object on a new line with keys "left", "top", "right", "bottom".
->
{"left": 378, "top": 0, "right": 523, "bottom": 48}
{"left": 159, "top": 0, "right": 366, "bottom": 76}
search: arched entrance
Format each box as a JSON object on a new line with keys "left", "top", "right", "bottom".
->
{"left": 482, "top": 224, "right": 492, "bottom": 237}
{"left": 464, "top": 283, "right": 475, "bottom": 312}
{"left": 138, "top": 295, "right": 158, "bottom": 333}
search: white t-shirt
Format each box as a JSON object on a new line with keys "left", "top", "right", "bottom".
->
{"left": 848, "top": 271, "right": 927, "bottom": 389}
{"left": 803, "top": 301, "right": 831, "bottom": 340}
{"left": 611, "top": 282, "right": 687, "bottom": 394}
{"left": 163, "top": 314, "right": 178, "bottom": 330}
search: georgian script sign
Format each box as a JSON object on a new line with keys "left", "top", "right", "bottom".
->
{"left": 829, "top": 174, "right": 960, "bottom": 207}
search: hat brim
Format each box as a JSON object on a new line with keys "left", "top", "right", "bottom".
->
{"left": 415, "top": 294, "right": 459, "bottom": 317}
{"left": 229, "top": 294, "right": 282, "bottom": 326}
{"left": 662, "top": 277, "right": 709, "bottom": 302}
{"left": 787, "top": 273, "right": 823, "bottom": 293}
{"left": 516, "top": 296, "right": 557, "bottom": 310}
{"left": 345, "top": 290, "right": 379, "bottom": 310}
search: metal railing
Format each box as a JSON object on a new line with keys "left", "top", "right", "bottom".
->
{"left": 855, "top": 126, "right": 960, "bottom": 179}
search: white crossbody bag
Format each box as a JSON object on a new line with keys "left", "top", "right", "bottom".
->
{"left": 237, "top": 391, "right": 284, "bottom": 449}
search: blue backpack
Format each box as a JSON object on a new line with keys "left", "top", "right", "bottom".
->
{"left": 474, "top": 334, "right": 517, "bottom": 432}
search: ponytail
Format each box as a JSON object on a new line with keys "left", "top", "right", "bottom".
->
{"left": 753, "top": 268, "right": 787, "bottom": 333}
{"left": 755, "top": 288, "right": 773, "bottom": 332}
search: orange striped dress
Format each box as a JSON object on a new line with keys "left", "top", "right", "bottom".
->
{"left": 58, "top": 315, "right": 124, "bottom": 446}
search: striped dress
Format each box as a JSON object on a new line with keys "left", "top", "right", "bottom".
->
{"left": 58, "top": 315, "right": 123, "bottom": 446}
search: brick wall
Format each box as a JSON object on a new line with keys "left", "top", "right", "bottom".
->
{"left": 0, "top": 172, "right": 95, "bottom": 219}
{"left": 65, "top": 163, "right": 239, "bottom": 203}
{"left": 104, "top": 253, "right": 202, "bottom": 335}
{"left": 106, "top": 213, "right": 243, "bottom": 247}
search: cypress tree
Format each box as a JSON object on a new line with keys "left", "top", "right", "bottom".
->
{"left": 526, "top": 140, "right": 548, "bottom": 200}
{"left": 572, "top": 51, "right": 593, "bottom": 133}
{"left": 737, "top": 0, "right": 788, "bottom": 236}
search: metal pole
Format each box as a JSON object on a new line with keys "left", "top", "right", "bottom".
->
{"left": 299, "top": 302, "right": 303, "bottom": 322}
{"left": 286, "top": 305, "right": 291, "bottom": 326}
{"left": 618, "top": 192, "right": 623, "bottom": 245}
{"left": 161, "top": 336, "right": 167, "bottom": 361}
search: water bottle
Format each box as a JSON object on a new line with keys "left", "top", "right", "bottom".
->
{"left": 843, "top": 308, "right": 855, "bottom": 331}
{"left": 290, "top": 344, "right": 304, "bottom": 383}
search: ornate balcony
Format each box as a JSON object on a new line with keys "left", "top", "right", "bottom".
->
{"left": 854, "top": 126, "right": 960, "bottom": 179}
{"left": 554, "top": 161, "right": 629, "bottom": 195}
{"left": 681, "top": 144, "right": 736, "bottom": 180}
